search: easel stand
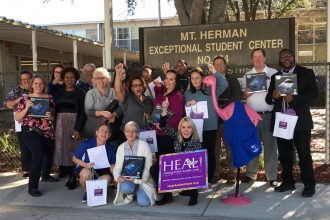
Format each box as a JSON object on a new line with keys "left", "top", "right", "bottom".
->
{"left": 221, "top": 168, "right": 252, "bottom": 205}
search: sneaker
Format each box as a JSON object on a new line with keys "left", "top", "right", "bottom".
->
{"left": 269, "top": 180, "right": 278, "bottom": 187}
{"left": 22, "top": 172, "right": 29, "bottom": 178}
{"left": 41, "top": 176, "right": 59, "bottom": 182}
{"left": 28, "top": 189, "right": 42, "bottom": 197}
{"left": 274, "top": 183, "right": 296, "bottom": 192}
{"left": 82, "top": 192, "right": 87, "bottom": 203}
{"left": 241, "top": 176, "right": 255, "bottom": 183}
{"left": 301, "top": 186, "right": 315, "bottom": 197}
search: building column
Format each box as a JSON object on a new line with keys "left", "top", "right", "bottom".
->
{"left": 32, "top": 30, "right": 37, "bottom": 71}
{"left": 73, "top": 40, "right": 78, "bottom": 69}
{"left": 326, "top": 2, "right": 330, "bottom": 164}
{"left": 104, "top": 0, "right": 114, "bottom": 68}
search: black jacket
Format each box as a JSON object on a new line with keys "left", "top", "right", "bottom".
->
{"left": 265, "top": 65, "right": 318, "bottom": 131}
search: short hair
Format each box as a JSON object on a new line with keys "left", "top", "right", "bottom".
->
{"left": 124, "top": 121, "right": 140, "bottom": 137}
{"left": 29, "top": 74, "right": 48, "bottom": 94}
{"left": 83, "top": 63, "right": 96, "bottom": 70}
{"left": 251, "top": 48, "right": 266, "bottom": 58}
{"left": 61, "top": 67, "right": 80, "bottom": 80}
{"left": 93, "top": 67, "right": 110, "bottom": 80}
{"left": 176, "top": 59, "right": 187, "bottom": 66}
{"left": 20, "top": 70, "right": 32, "bottom": 79}
{"left": 279, "top": 48, "right": 295, "bottom": 58}
{"left": 213, "top": 55, "right": 227, "bottom": 65}
{"left": 177, "top": 117, "right": 199, "bottom": 144}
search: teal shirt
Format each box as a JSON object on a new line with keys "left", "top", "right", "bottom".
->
{"left": 184, "top": 72, "right": 228, "bottom": 131}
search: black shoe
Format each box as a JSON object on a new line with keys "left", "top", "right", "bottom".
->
{"left": 41, "top": 176, "right": 59, "bottom": 182}
{"left": 301, "top": 186, "right": 315, "bottom": 197}
{"left": 188, "top": 196, "right": 198, "bottom": 206}
{"left": 22, "top": 172, "right": 29, "bottom": 178}
{"left": 269, "top": 180, "right": 278, "bottom": 187}
{"left": 155, "top": 193, "right": 173, "bottom": 206}
{"left": 274, "top": 183, "right": 296, "bottom": 192}
{"left": 65, "top": 176, "right": 78, "bottom": 190}
{"left": 28, "top": 189, "right": 42, "bottom": 197}
{"left": 241, "top": 176, "right": 254, "bottom": 183}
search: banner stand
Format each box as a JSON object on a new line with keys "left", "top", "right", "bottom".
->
{"left": 221, "top": 168, "right": 252, "bottom": 205}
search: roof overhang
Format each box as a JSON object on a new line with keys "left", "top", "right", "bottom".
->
{"left": 0, "top": 17, "right": 139, "bottom": 62}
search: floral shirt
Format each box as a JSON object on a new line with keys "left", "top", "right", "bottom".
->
{"left": 16, "top": 95, "right": 56, "bottom": 139}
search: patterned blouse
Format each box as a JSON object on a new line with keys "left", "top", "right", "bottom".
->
{"left": 16, "top": 95, "right": 56, "bottom": 139}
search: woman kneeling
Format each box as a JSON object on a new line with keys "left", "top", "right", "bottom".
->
{"left": 72, "top": 124, "right": 116, "bottom": 203}
{"left": 113, "top": 121, "right": 158, "bottom": 207}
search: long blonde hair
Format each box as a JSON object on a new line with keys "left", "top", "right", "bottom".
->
{"left": 177, "top": 117, "right": 199, "bottom": 145}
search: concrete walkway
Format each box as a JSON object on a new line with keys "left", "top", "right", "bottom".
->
{"left": 0, "top": 172, "right": 329, "bottom": 220}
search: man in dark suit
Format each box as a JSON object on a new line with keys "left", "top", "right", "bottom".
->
{"left": 266, "top": 48, "right": 318, "bottom": 197}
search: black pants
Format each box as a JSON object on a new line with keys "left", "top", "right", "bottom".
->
{"left": 150, "top": 134, "right": 175, "bottom": 199}
{"left": 22, "top": 129, "right": 55, "bottom": 191}
{"left": 16, "top": 131, "right": 31, "bottom": 172}
{"left": 277, "top": 130, "right": 315, "bottom": 187}
{"left": 202, "top": 130, "right": 217, "bottom": 182}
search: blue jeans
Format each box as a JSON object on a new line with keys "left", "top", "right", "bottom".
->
{"left": 120, "top": 181, "right": 151, "bottom": 207}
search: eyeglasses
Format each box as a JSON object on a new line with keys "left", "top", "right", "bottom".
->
{"left": 124, "top": 130, "right": 137, "bottom": 133}
{"left": 131, "top": 84, "right": 143, "bottom": 88}
{"left": 21, "top": 78, "right": 31, "bottom": 81}
{"left": 94, "top": 77, "right": 107, "bottom": 80}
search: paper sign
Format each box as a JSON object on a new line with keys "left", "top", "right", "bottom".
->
{"left": 87, "top": 145, "right": 110, "bottom": 169}
{"left": 159, "top": 150, "right": 208, "bottom": 193}
{"left": 185, "top": 101, "right": 209, "bottom": 119}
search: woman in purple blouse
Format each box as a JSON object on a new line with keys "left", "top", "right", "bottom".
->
{"left": 150, "top": 69, "right": 184, "bottom": 205}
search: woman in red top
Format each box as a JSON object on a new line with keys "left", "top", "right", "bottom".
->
{"left": 150, "top": 69, "right": 184, "bottom": 205}
{"left": 15, "top": 74, "right": 58, "bottom": 197}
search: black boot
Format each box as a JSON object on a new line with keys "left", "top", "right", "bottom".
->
{"left": 155, "top": 193, "right": 173, "bottom": 206}
{"left": 188, "top": 190, "right": 198, "bottom": 206}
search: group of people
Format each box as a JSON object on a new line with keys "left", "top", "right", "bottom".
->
{"left": 4, "top": 47, "right": 318, "bottom": 207}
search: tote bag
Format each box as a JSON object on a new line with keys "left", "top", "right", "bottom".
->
{"left": 86, "top": 169, "right": 108, "bottom": 207}
{"left": 273, "top": 100, "right": 298, "bottom": 140}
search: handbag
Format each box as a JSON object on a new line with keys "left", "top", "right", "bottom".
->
{"left": 86, "top": 168, "right": 108, "bottom": 207}
{"left": 273, "top": 100, "right": 298, "bottom": 140}
{"left": 105, "top": 99, "right": 119, "bottom": 113}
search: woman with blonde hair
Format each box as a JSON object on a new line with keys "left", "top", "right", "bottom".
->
{"left": 83, "top": 67, "right": 118, "bottom": 139}
{"left": 158, "top": 102, "right": 202, "bottom": 205}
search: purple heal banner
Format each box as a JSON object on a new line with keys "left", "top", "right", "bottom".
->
{"left": 159, "top": 150, "right": 208, "bottom": 193}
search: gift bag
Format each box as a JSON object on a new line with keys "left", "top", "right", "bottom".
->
{"left": 191, "top": 119, "right": 204, "bottom": 142}
{"left": 86, "top": 169, "right": 108, "bottom": 207}
{"left": 273, "top": 100, "right": 298, "bottom": 140}
{"left": 140, "top": 129, "right": 158, "bottom": 152}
